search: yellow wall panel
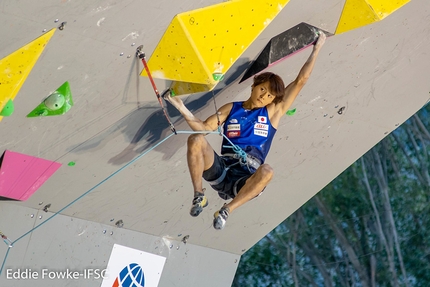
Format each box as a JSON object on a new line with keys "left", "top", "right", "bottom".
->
{"left": 336, "top": 0, "right": 410, "bottom": 34}
{"left": 178, "top": 0, "right": 289, "bottom": 76}
{"left": 0, "top": 28, "right": 56, "bottom": 121}
{"left": 141, "top": 17, "right": 211, "bottom": 85}
{"left": 366, "top": 0, "right": 410, "bottom": 19}
{"left": 141, "top": 0, "right": 290, "bottom": 95}
{"left": 336, "top": 0, "right": 379, "bottom": 34}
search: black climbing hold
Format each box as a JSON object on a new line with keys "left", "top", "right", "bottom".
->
{"left": 240, "top": 22, "right": 332, "bottom": 83}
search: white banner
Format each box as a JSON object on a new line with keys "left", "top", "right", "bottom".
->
{"left": 101, "top": 244, "right": 166, "bottom": 287}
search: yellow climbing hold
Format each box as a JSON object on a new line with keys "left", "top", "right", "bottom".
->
{"left": 141, "top": 0, "right": 290, "bottom": 95}
{"left": 0, "top": 28, "right": 56, "bottom": 122}
{"left": 335, "top": 0, "right": 410, "bottom": 34}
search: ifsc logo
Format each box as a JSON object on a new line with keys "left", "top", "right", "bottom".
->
{"left": 101, "top": 244, "right": 165, "bottom": 287}
{"left": 112, "top": 263, "right": 145, "bottom": 287}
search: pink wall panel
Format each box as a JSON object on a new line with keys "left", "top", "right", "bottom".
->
{"left": 0, "top": 150, "right": 61, "bottom": 200}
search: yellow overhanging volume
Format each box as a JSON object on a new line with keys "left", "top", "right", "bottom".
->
{"left": 335, "top": 0, "right": 410, "bottom": 34}
{"left": 141, "top": 0, "right": 290, "bottom": 95}
{"left": 0, "top": 28, "right": 56, "bottom": 121}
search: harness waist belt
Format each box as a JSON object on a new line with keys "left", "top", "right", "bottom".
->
{"left": 222, "top": 153, "right": 262, "bottom": 170}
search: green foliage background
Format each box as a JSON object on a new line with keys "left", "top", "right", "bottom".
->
{"left": 233, "top": 104, "right": 430, "bottom": 287}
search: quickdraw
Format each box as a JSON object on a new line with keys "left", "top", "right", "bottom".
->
{"left": 136, "top": 45, "right": 177, "bottom": 135}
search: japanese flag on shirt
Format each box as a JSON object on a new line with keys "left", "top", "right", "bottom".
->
{"left": 258, "top": 116, "right": 267, "bottom": 123}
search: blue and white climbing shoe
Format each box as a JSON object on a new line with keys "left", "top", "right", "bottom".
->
{"left": 190, "top": 193, "right": 208, "bottom": 217}
{"left": 213, "top": 205, "right": 230, "bottom": 230}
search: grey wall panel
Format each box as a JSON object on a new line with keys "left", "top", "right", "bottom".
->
{"left": 0, "top": 204, "right": 239, "bottom": 287}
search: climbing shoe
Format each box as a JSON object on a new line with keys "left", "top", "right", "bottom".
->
{"left": 213, "top": 205, "right": 230, "bottom": 230}
{"left": 190, "top": 194, "right": 208, "bottom": 217}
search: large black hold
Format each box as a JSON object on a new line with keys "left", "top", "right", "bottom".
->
{"left": 240, "top": 22, "right": 332, "bottom": 83}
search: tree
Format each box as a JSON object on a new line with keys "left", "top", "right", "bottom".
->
{"left": 234, "top": 104, "right": 430, "bottom": 286}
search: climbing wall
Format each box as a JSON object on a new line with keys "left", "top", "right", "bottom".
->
{"left": 1, "top": 0, "right": 429, "bottom": 286}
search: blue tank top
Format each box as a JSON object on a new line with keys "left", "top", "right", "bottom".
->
{"left": 221, "top": 102, "right": 277, "bottom": 163}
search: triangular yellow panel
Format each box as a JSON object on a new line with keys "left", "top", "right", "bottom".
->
{"left": 336, "top": 0, "right": 409, "bottom": 34}
{"left": 144, "top": 17, "right": 211, "bottom": 85}
{"left": 366, "top": 0, "right": 410, "bottom": 19}
{"left": 178, "top": 0, "right": 289, "bottom": 78}
{"left": 335, "top": 0, "right": 379, "bottom": 34}
{"left": 142, "top": 0, "right": 290, "bottom": 95}
{"left": 0, "top": 28, "right": 56, "bottom": 121}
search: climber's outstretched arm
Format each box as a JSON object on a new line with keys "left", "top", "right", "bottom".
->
{"left": 165, "top": 94, "right": 232, "bottom": 132}
{"left": 275, "top": 33, "right": 326, "bottom": 116}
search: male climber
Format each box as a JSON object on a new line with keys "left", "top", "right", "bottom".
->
{"left": 165, "top": 33, "right": 326, "bottom": 230}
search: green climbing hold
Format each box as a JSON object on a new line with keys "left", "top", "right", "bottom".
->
{"left": 68, "top": 161, "right": 75, "bottom": 166}
{"left": 212, "top": 73, "right": 224, "bottom": 81}
{"left": 286, "top": 108, "right": 296, "bottom": 116}
{"left": 0, "top": 99, "right": 14, "bottom": 117}
{"left": 170, "top": 89, "right": 176, "bottom": 97}
{"left": 27, "top": 81, "right": 74, "bottom": 117}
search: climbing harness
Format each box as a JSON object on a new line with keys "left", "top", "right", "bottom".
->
{"left": 136, "top": 45, "right": 177, "bottom": 134}
{"left": 223, "top": 152, "right": 261, "bottom": 170}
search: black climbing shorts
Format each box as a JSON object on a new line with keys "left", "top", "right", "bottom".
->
{"left": 202, "top": 152, "right": 254, "bottom": 200}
